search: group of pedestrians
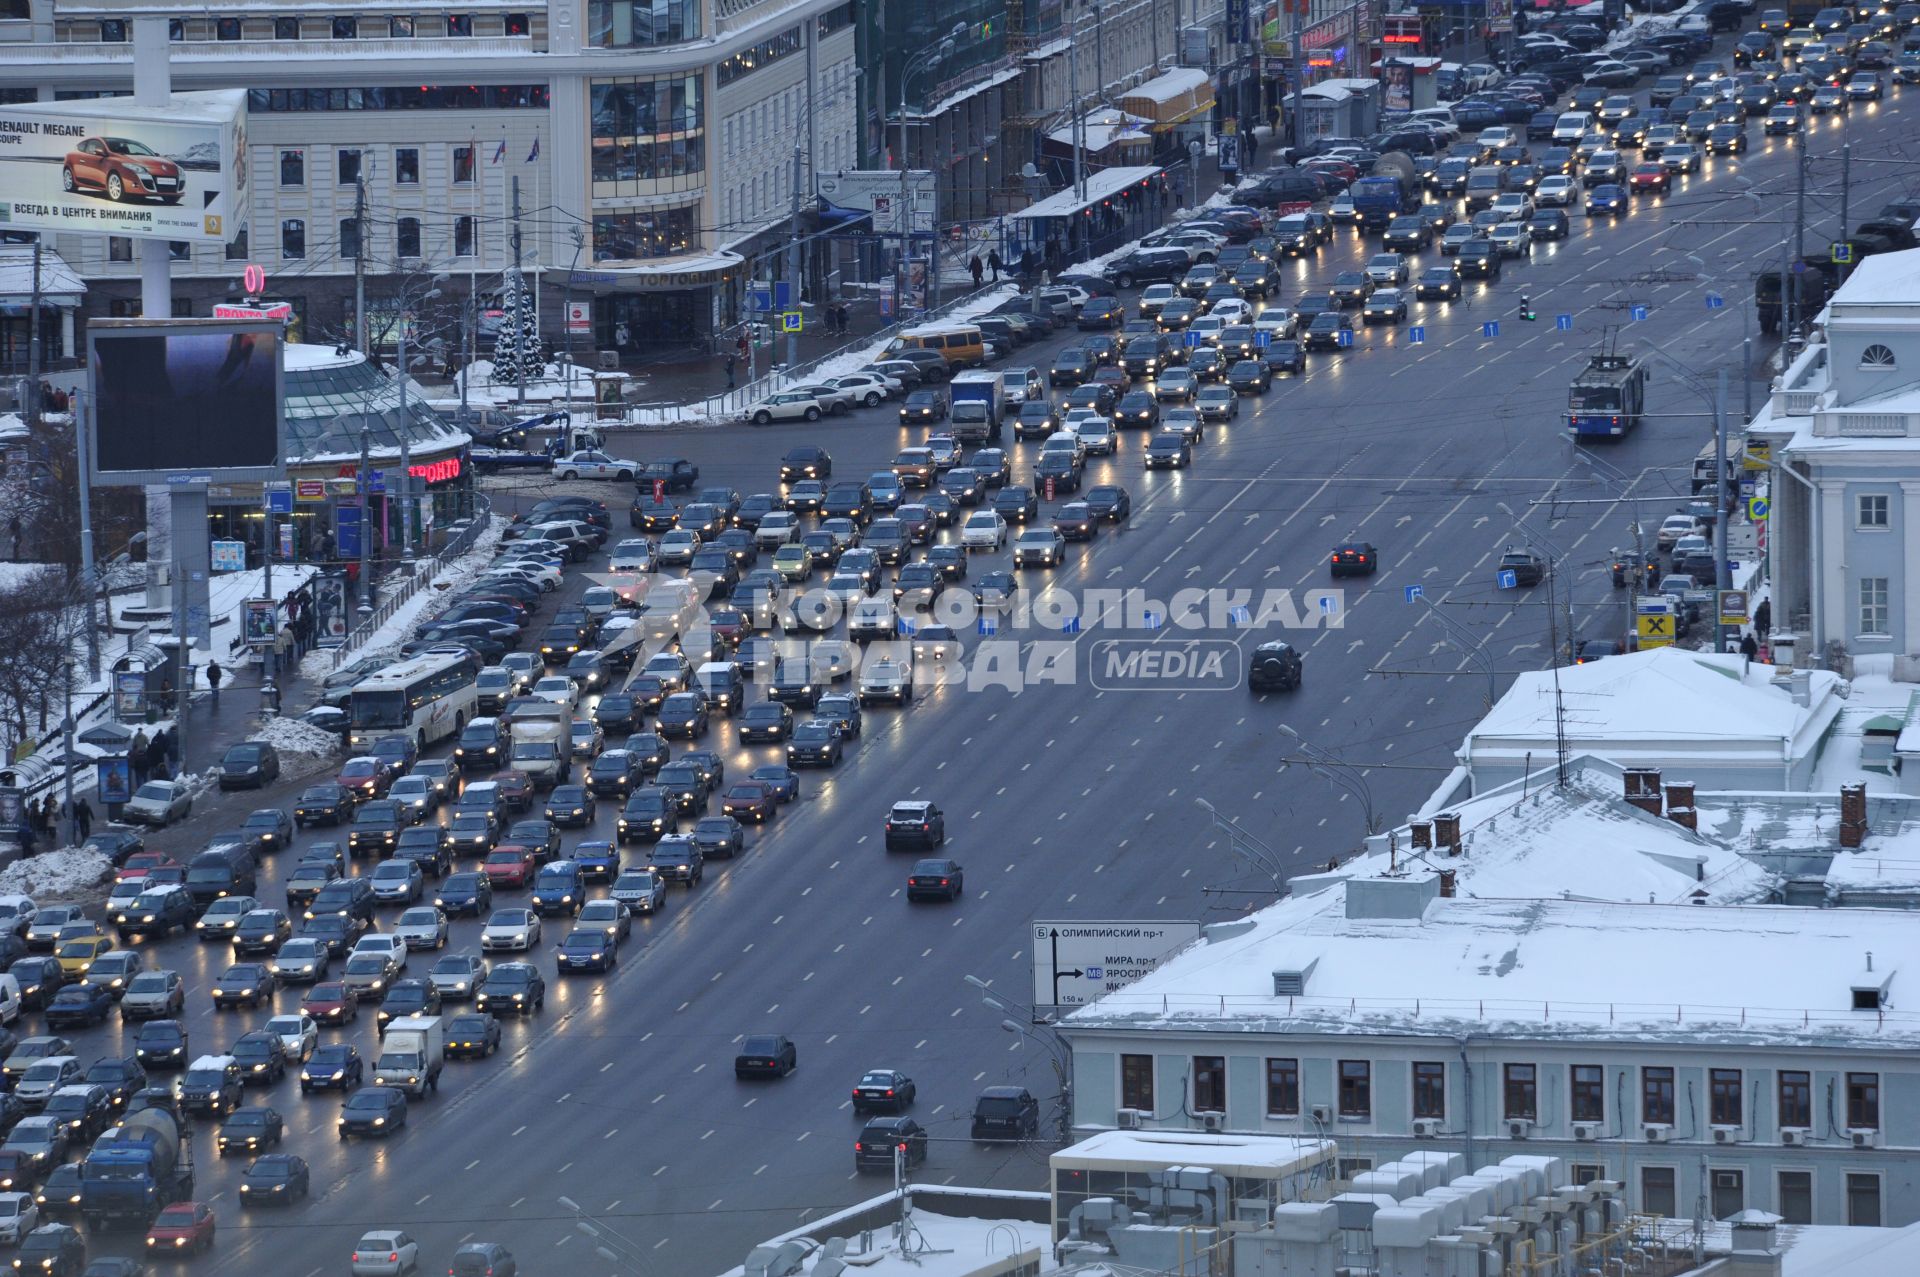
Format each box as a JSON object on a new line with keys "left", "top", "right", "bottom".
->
{"left": 22, "top": 793, "right": 93, "bottom": 849}
{"left": 967, "top": 250, "right": 1006, "bottom": 289}
{"left": 126, "top": 725, "right": 181, "bottom": 787}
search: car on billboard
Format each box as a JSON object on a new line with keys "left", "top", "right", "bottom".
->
{"left": 62, "top": 136, "right": 185, "bottom": 204}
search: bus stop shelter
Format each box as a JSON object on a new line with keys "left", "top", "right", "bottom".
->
{"left": 1009, "top": 166, "right": 1169, "bottom": 276}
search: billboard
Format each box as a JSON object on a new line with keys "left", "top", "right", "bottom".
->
{"left": 87, "top": 318, "right": 286, "bottom": 486}
{"left": 1031, "top": 920, "right": 1200, "bottom": 1009}
{"left": 815, "top": 170, "right": 936, "bottom": 236}
{"left": 0, "top": 89, "right": 247, "bottom": 243}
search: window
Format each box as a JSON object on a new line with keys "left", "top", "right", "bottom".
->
{"left": 505, "top": 11, "right": 529, "bottom": 35}
{"left": 1858, "top": 494, "right": 1889, "bottom": 528}
{"left": 1337, "top": 1060, "right": 1370, "bottom": 1119}
{"left": 1778, "top": 1171, "right": 1813, "bottom": 1225}
{"left": 281, "top": 218, "right": 305, "bottom": 260}
{"left": 1120, "top": 1055, "right": 1153, "bottom": 1114}
{"left": 396, "top": 217, "right": 421, "bottom": 259}
{"left": 246, "top": 84, "right": 548, "bottom": 113}
{"left": 108, "top": 236, "right": 132, "bottom": 263}
{"left": 225, "top": 227, "right": 249, "bottom": 261}
{"left": 1265, "top": 1058, "right": 1299, "bottom": 1117}
{"left": 716, "top": 25, "right": 803, "bottom": 85}
{"left": 1709, "top": 1069, "right": 1743, "bottom": 1127}
{"left": 216, "top": 16, "right": 241, "bottom": 40}
{"left": 395, "top": 148, "right": 419, "bottom": 185}
{"left": 1192, "top": 1056, "right": 1225, "bottom": 1113}
{"left": 338, "top": 218, "right": 360, "bottom": 260}
{"left": 587, "top": 0, "right": 701, "bottom": 49}
{"left": 1779, "top": 1071, "right": 1811, "bottom": 1129}
{"left": 1571, "top": 1065, "right": 1605, "bottom": 1123}
{"left": 279, "top": 149, "right": 304, "bottom": 187}
{"left": 1641, "top": 1166, "right": 1677, "bottom": 1218}
{"left": 1504, "top": 1064, "right": 1538, "bottom": 1122}
{"left": 1860, "top": 577, "right": 1890, "bottom": 636}
{"left": 1860, "top": 343, "right": 1896, "bottom": 370}
{"left": 1846, "top": 1072, "right": 1880, "bottom": 1129}
{"left": 454, "top": 216, "right": 476, "bottom": 258}
{"left": 446, "top": 13, "right": 472, "bottom": 35}
{"left": 338, "top": 149, "right": 362, "bottom": 186}
{"left": 591, "top": 205, "right": 700, "bottom": 262}
{"left": 100, "top": 18, "right": 127, "bottom": 41}
{"left": 390, "top": 16, "right": 413, "bottom": 37}
{"left": 331, "top": 16, "right": 356, "bottom": 39}
{"left": 274, "top": 16, "right": 298, "bottom": 38}
{"left": 167, "top": 18, "right": 182, "bottom": 40}
{"left": 1712, "top": 1169, "right": 1745, "bottom": 1220}
{"left": 453, "top": 146, "right": 475, "bottom": 185}
{"left": 168, "top": 241, "right": 190, "bottom": 262}
{"left": 1571, "top": 1164, "right": 1606, "bottom": 1186}
{"left": 589, "top": 74, "right": 707, "bottom": 196}
{"left": 1413, "top": 1062, "right": 1445, "bottom": 1121}
{"left": 1642, "top": 1067, "right": 1675, "bottom": 1125}
{"left": 1847, "top": 1173, "right": 1881, "bottom": 1227}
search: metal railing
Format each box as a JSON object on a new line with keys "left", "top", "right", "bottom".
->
{"left": 329, "top": 492, "right": 494, "bottom": 669}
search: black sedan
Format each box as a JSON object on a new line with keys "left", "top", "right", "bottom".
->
{"left": 337, "top": 1086, "right": 407, "bottom": 1139}
{"left": 445, "top": 1013, "right": 503, "bottom": 1060}
{"left": 1084, "top": 486, "right": 1132, "bottom": 522}
{"left": 1414, "top": 266, "right": 1463, "bottom": 301}
{"left": 239, "top": 1153, "right": 310, "bottom": 1206}
{"left": 293, "top": 785, "right": 355, "bottom": 828}
{"left": 851, "top": 1069, "right": 917, "bottom": 1113}
{"left": 556, "top": 929, "right": 618, "bottom": 974}
{"left": 1264, "top": 340, "right": 1307, "bottom": 377}
{"left": 734, "top": 1034, "right": 797, "bottom": 1079}
{"left": 299, "top": 1044, "right": 363, "bottom": 1094}
{"left": 1330, "top": 542, "right": 1378, "bottom": 577}
{"left": 1225, "top": 360, "right": 1270, "bottom": 394}
{"left": 906, "top": 858, "right": 964, "bottom": 902}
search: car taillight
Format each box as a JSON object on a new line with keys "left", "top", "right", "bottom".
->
{"left": 897, "top": 1142, "right": 909, "bottom": 1151}
{"left": 389, "top": 1255, "right": 398, "bottom": 1264}
{"left": 854, "top": 1142, "right": 864, "bottom": 1151}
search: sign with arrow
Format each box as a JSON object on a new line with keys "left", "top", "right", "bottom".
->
{"left": 1031, "top": 920, "right": 1200, "bottom": 1008}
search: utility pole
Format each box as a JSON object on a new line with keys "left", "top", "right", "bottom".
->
{"left": 1837, "top": 139, "right": 1852, "bottom": 285}
{"left": 1068, "top": 11, "right": 1088, "bottom": 204}
{"left": 352, "top": 176, "right": 368, "bottom": 353}
{"left": 785, "top": 145, "right": 803, "bottom": 370}
{"left": 511, "top": 175, "right": 526, "bottom": 408}
{"left": 1288, "top": 4, "right": 1305, "bottom": 151}
{"left": 25, "top": 238, "right": 41, "bottom": 430}
{"left": 1713, "top": 368, "right": 1730, "bottom": 654}
{"left": 1094, "top": 2, "right": 1107, "bottom": 106}
{"left": 563, "top": 225, "right": 584, "bottom": 405}
{"left": 397, "top": 317, "right": 412, "bottom": 558}
{"left": 355, "top": 424, "right": 373, "bottom": 617}
{"left": 76, "top": 390, "right": 99, "bottom": 683}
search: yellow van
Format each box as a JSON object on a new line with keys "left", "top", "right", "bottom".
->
{"left": 885, "top": 324, "right": 985, "bottom": 368}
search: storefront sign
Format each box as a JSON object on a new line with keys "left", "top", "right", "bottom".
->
{"left": 566, "top": 301, "right": 592, "bottom": 335}
{"left": 295, "top": 479, "right": 327, "bottom": 502}
{"left": 314, "top": 574, "right": 348, "bottom": 649}
{"left": 330, "top": 456, "right": 462, "bottom": 484}
{"left": 336, "top": 505, "right": 363, "bottom": 560}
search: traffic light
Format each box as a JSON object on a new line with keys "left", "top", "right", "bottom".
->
{"left": 1518, "top": 294, "right": 1537, "bottom": 322}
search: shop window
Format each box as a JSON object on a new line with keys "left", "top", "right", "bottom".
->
{"left": 505, "top": 12, "right": 529, "bottom": 35}
{"left": 100, "top": 19, "right": 127, "bottom": 40}
{"left": 168, "top": 241, "right": 190, "bottom": 262}
{"left": 225, "top": 228, "right": 249, "bottom": 262}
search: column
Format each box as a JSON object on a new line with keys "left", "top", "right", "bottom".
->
{"left": 1900, "top": 480, "right": 1920, "bottom": 652}
{"left": 1817, "top": 478, "right": 1847, "bottom": 651}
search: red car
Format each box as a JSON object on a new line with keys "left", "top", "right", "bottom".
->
{"left": 63, "top": 136, "right": 185, "bottom": 204}
{"left": 484, "top": 847, "right": 537, "bottom": 890}
{"left": 336, "top": 757, "right": 393, "bottom": 798}
{"left": 146, "top": 1200, "right": 216, "bottom": 1254}
{"left": 1629, "top": 162, "right": 1670, "bottom": 193}
{"left": 300, "top": 981, "right": 360, "bottom": 1026}
{"left": 493, "top": 771, "right": 535, "bottom": 813}
{"left": 117, "top": 852, "right": 183, "bottom": 884}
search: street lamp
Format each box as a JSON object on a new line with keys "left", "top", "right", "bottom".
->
{"left": 1276, "top": 724, "right": 1380, "bottom": 836}
{"left": 892, "top": 47, "right": 946, "bottom": 323}
{"left": 966, "top": 975, "right": 1072, "bottom": 1141}
{"left": 1627, "top": 351, "right": 1736, "bottom": 652}
{"left": 558, "top": 1196, "right": 650, "bottom": 1276}
{"left": 1192, "top": 797, "right": 1286, "bottom": 888}
{"left": 1409, "top": 596, "right": 1498, "bottom": 707}
{"left": 1495, "top": 501, "right": 1578, "bottom": 668}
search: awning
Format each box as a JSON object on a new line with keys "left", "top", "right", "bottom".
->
{"left": 1118, "top": 68, "right": 1214, "bottom": 129}
{"left": 0, "top": 246, "right": 85, "bottom": 306}
{"left": 1046, "top": 109, "right": 1155, "bottom": 153}
{"left": 572, "top": 250, "right": 745, "bottom": 293}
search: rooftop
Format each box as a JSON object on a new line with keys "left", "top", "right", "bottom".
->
{"left": 1823, "top": 244, "right": 1920, "bottom": 310}
{"left": 1051, "top": 1129, "right": 1334, "bottom": 1178}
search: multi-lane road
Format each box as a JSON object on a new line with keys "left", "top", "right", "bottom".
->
{"left": 48, "top": 48, "right": 1919, "bottom": 1277}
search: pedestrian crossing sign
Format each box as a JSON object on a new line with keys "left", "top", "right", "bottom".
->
{"left": 780, "top": 311, "right": 803, "bottom": 333}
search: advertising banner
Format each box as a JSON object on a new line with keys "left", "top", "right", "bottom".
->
{"left": 113, "top": 671, "right": 147, "bottom": 720}
{"left": 336, "top": 504, "right": 363, "bottom": 560}
{"left": 566, "top": 300, "right": 592, "bottom": 335}
{"left": 815, "top": 171, "right": 937, "bottom": 236}
{"left": 97, "top": 757, "right": 132, "bottom": 806}
{"left": 210, "top": 539, "right": 246, "bottom": 573}
{"left": 0, "top": 89, "right": 247, "bottom": 243}
{"left": 242, "top": 598, "right": 277, "bottom": 647}
{"left": 314, "top": 574, "right": 348, "bottom": 649}
{"left": 87, "top": 319, "right": 285, "bottom": 486}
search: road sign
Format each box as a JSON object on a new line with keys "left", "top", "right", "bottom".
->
{"left": 748, "top": 288, "right": 773, "bottom": 313}
{"left": 1636, "top": 598, "right": 1675, "bottom": 649}
{"left": 1409, "top": 325, "right": 1426, "bottom": 344}
{"left": 1719, "top": 589, "right": 1750, "bottom": 626}
{"left": 1062, "top": 615, "right": 1082, "bottom": 634}
{"left": 1142, "top": 610, "right": 1163, "bottom": 629}
{"left": 1631, "top": 305, "right": 1649, "bottom": 321}
{"left": 780, "top": 311, "right": 803, "bottom": 333}
{"left": 1228, "top": 605, "right": 1252, "bottom": 626}
{"left": 1555, "top": 314, "right": 1573, "bottom": 331}
{"left": 1743, "top": 439, "right": 1771, "bottom": 471}
{"left": 367, "top": 470, "right": 385, "bottom": 494}
{"left": 1319, "top": 595, "right": 1339, "bottom": 615}
{"left": 977, "top": 617, "right": 998, "bottom": 636}
{"left": 1254, "top": 330, "right": 1272, "bottom": 348}
{"left": 1404, "top": 584, "right": 1424, "bottom": 602}
{"left": 1832, "top": 242, "right": 1853, "bottom": 264}
{"left": 1706, "top": 293, "right": 1725, "bottom": 309}
{"left": 1482, "top": 321, "right": 1500, "bottom": 338}
{"left": 1184, "top": 331, "right": 1205, "bottom": 347}
{"left": 1031, "top": 920, "right": 1200, "bottom": 1008}
{"left": 1336, "top": 328, "right": 1354, "bottom": 348}
{"left": 896, "top": 617, "right": 916, "bottom": 636}
{"left": 265, "top": 486, "right": 293, "bottom": 515}
{"left": 1497, "top": 569, "right": 1518, "bottom": 589}
{"left": 1748, "top": 495, "right": 1770, "bottom": 522}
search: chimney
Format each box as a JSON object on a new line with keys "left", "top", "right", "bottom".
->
{"left": 1665, "top": 781, "right": 1695, "bottom": 818}
{"left": 1668, "top": 806, "right": 1698, "bottom": 832}
{"left": 1789, "top": 670, "right": 1812, "bottom": 707}
{"left": 1409, "top": 821, "right": 1433, "bottom": 851}
{"left": 1840, "top": 783, "right": 1869, "bottom": 849}
{"left": 1438, "top": 869, "right": 1457, "bottom": 898}
{"left": 1432, "top": 812, "right": 1462, "bottom": 856}
{"left": 1624, "top": 768, "right": 1664, "bottom": 816}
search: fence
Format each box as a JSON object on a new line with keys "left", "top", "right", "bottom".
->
{"left": 329, "top": 491, "right": 495, "bottom": 669}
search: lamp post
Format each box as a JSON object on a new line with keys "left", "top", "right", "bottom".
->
{"left": 1276, "top": 723, "right": 1380, "bottom": 836}
{"left": 1631, "top": 349, "right": 1734, "bottom": 652}
{"left": 1412, "top": 595, "right": 1499, "bottom": 707}
{"left": 1192, "top": 797, "right": 1287, "bottom": 888}
{"left": 557, "top": 1196, "right": 652, "bottom": 1276}
{"left": 893, "top": 47, "right": 945, "bottom": 324}
{"left": 963, "top": 974, "right": 1072, "bottom": 1141}
{"left": 1495, "top": 501, "right": 1577, "bottom": 668}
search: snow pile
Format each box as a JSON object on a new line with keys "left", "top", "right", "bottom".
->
{"left": 0, "top": 848, "right": 112, "bottom": 902}
{"left": 251, "top": 716, "right": 341, "bottom": 759}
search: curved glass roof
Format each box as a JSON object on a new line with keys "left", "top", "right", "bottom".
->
{"left": 283, "top": 346, "right": 468, "bottom": 464}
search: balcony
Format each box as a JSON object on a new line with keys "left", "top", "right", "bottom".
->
{"left": 0, "top": 34, "right": 535, "bottom": 66}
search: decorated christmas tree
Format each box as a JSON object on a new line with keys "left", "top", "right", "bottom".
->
{"left": 491, "top": 268, "right": 546, "bottom": 386}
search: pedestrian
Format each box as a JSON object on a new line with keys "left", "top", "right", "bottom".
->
{"left": 206, "top": 659, "right": 223, "bottom": 703}
{"left": 157, "top": 674, "right": 175, "bottom": 717}
{"left": 149, "top": 757, "right": 170, "bottom": 783}
{"left": 725, "top": 353, "right": 737, "bottom": 390}
{"left": 74, "top": 798, "right": 91, "bottom": 842}
{"left": 735, "top": 334, "right": 749, "bottom": 361}
{"left": 969, "top": 255, "right": 985, "bottom": 288}
{"left": 987, "top": 249, "right": 1003, "bottom": 282}
{"left": 1739, "top": 629, "right": 1759, "bottom": 670}
{"left": 1754, "top": 597, "right": 1772, "bottom": 638}
{"left": 129, "top": 731, "right": 149, "bottom": 788}
{"left": 276, "top": 624, "right": 294, "bottom": 677}
{"left": 614, "top": 320, "right": 631, "bottom": 350}
{"left": 161, "top": 725, "right": 178, "bottom": 769}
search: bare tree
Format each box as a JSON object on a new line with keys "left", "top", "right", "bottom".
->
{"left": 0, "top": 569, "right": 74, "bottom": 756}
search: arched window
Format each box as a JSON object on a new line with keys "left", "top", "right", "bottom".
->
{"left": 1861, "top": 343, "right": 1897, "bottom": 371}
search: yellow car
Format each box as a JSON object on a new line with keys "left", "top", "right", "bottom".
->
{"left": 57, "top": 935, "right": 113, "bottom": 976}
{"left": 770, "top": 543, "right": 814, "bottom": 582}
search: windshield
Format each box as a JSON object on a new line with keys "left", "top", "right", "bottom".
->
{"left": 349, "top": 690, "right": 408, "bottom": 730}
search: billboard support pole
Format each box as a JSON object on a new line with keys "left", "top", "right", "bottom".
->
{"left": 77, "top": 390, "right": 99, "bottom": 682}
{"left": 131, "top": 16, "right": 175, "bottom": 614}
{"left": 25, "top": 240, "right": 40, "bottom": 430}
{"left": 352, "top": 177, "right": 368, "bottom": 355}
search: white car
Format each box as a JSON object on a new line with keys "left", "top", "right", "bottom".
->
{"left": 270, "top": 939, "right": 331, "bottom": 983}
{"left": 351, "top": 934, "right": 407, "bottom": 965}
{"left": 792, "top": 382, "right": 857, "bottom": 415}
{"left": 0, "top": 1192, "right": 37, "bottom": 1245}
{"left": 608, "top": 538, "right": 656, "bottom": 573}
{"left": 580, "top": 586, "right": 618, "bottom": 618}
{"left": 1207, "top": 298, "right": 1252, "bottom": 325}
{"left": 393, "top": 906, "right": 449, "bottom": 951}
{"left": 123, "top": 779, "right": 193, "bottom": 826}
{"left": 744, "top": 390, "right": 826, "bottom": 425}
{"left": 1488, "top": 222, "right": 1533, "bottom": 258}
{"left": 1014, "top": 527, "right": 1066, "bottom": 567}
{"left": 655, "top": 528, "right": 700, "bottom": 566}
{"left": 640, "top": 651, "right": 691, "bottom": 691}
{"left": 1536, "top": 175, "right": 1580, "bottom": 207}
{"left": 1187, "top": 316, "right": 1227, "bottom": 346}
{"left": 481, "top": 908, "right": 542, "bottom": 952}
{"left": 577, "top": 898, "right": 632, "bottom": 939}
{"left": 1477, "top": 125, "right": 1517, "bottom": 148}
{"left": 961, "top": 511, "right": 1008, "bottom": 551}
{"left": 265, "top": 1013, "right": 319, "bottom": 1064}
{"left": 552, "top": 450, "right": 638, "bottom": 481}
{"left": 755, "top": 511, "right": 801, "bottom": 548}
{"left": 609, "top": 868, "right": 667, "bottom": 913}
{"left": 351, "top": 1230, "right": 420, "bottom": 1277}
{"left": 1073, "top": 418, "right": 1118, "bottom": 456}
{"left": 387, "top": 776, "right": 436, "bottom": 821}
{"left": 1252, "top": 310, "right": 1295, "bottom": 342}
{"left": 1364, "top": 253, "right": 1409, "bottom": 286}
{"left": 1490, "top": 192, "right": 1534, "bottom": 222}
{"left": 825, "top": 372, "right": 899, "bottom": 405}
{"left": 1138, "top": 282, "right": 1179, "bottom": 315}
{"left": 530, "top": 677, "right": 578, "bottom": 713}
{"left": 480, "top": 563, "right": 561, "bottom": 592}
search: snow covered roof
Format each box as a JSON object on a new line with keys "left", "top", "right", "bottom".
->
{"left": 1122, "top": 67, "right": 1210, "bottom": 105}
{"left": 571, "top": 249, "right": 743, "bottom": 280}
{"left": 1462, "top": 649, "right": 1843, "bottom": 759}
{"left": 1061, "top": 885, "right": 1920, "bottom": 1049}
{"left": 1824, "top": 245, "right": 1920, "bottom": 309}
{"left": 1052, "top": 1130, "right": 1334, "bottom": 1178}
{"left": 1013, "top": 166, "right": 1162, "bottom": 220}
{"left": 1047, "top": 109, "right": 1154, "bottom": 153}
{"left": 0, "top": 247, "right": 85, "bottom": 305}
{"left": 714, "top": 1197, "right": 1054, "bottom": 1277}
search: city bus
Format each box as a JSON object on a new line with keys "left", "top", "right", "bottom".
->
{"left": 1565, "top": 352, "right": 1648, "bottom": 441}
{"left": 346, "top": 649, "right": 481, "bottom": 751}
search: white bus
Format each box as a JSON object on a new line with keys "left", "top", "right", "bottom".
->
{"left": 347, "top": 649, "right": 481, "bottom": 751}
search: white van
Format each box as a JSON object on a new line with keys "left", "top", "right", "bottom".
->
{"left": 848, "top": 596, "right": 896, "bottom": 643}
{"left": 0, "top": 976, "right": 19, "bottom": 1027}
{"left": 1552, "top": 112, "right": 1591, "bottom": 143}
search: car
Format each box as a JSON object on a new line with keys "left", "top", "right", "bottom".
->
{"left": 238, "top": 1153, "right": 309, "bottom": 1207}
{"left": 132, "top": 1020, "right": 189, "bottom": 1070}
{"left": 1248, "top": 640, "right": 1304, "bottom": 692}
{"left": 1498, "top": 547, "right": 1547, "bottom": 586}
{"left": 64, "top": 135, "right": 184, "bottom": 204}
{"left": 734, "top": 1034, "right": 797, "bottom": 1079}
{"left": 474, "top": 962, "right": 545, "bottom": 1015}
{"left": 215, "top": 1105, "right": 284, "bottom": 1155}
{"left": 971, "top": 1085, "right": 1041, "bottom": 1141}
{"left": 1143, "top": 431, "right": 1192, "bottom": 469}
{"left": 855, "top": 1116, "right": 929, "bottom": 1172}
{"left": 269, "top": 937, "right": 332, "bottom": 985}
{"left": 119, "top": 970, "right": 183, "bottom": 1020}
{"left": 216, "top": 742, "right": 280, "bottom": 791}
{"left": 1360, "top": 288, "right": 1408, "bottom": 325}
{"left": 123, "top": 780, "right": 193, "bottom": 827}
{"left": 145, "top": 1200, "right": 216, "bottom": 1254}
{"left": 481, "top": 909, "right": 542, "bottom": 953}
{"left": 350, "top": 1229, "right": 421, "bottom": 1277}
{"left": 55, "top": 936, "right": 110, "bottom": 978}
{"left": 301, "top": 981, "right": 359, "bottom": 1026}
{"left": 43, "top": 986, "right": 112, "bottom": 1030}
{"left": 1013, "top": 527, "right": 1066, "bottom": 568}
{"left": 232, "top": 910, "right": 293, "bottom": 956}
{"left": 337, "top": 1086, "right": 407, "bottom": 1140}
{"left": 296, "top": 1042, "right": 362, "bottom": 1096}
{"left": 905, "top": 858, "right": 964, "bottom": 902}
{"left": 552, "top": 450, "right": 638, "bottom": 481}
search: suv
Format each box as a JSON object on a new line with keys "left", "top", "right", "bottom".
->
{"left": 883, "top": 802, "right": 945, "bottom": 851}
{"left": 1498, "top": 548, "right": 1547, "bottom": 586}
{"left": 971, "top": 1086, "right": 1040, "bottom": 1141}
{"left": 1102, "top": 247, "right": 1191, "bottom": 289}
{"left": 1247, "top": 641, "right": 1303, "bottom": 693}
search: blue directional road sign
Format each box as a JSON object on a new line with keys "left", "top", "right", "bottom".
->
{"left": 1706, "top": 293, "right": 1725, "bottom": 310}
{"left": 749, "top": 288, "right": 773, "bottom": 313}
{"left": 1497, "top": 569, "right": 1519, "bottom": 589}
{"left": 1336, "top": 328, "right": 1354, "bottom": 348}
{"left": 1183, "top": 331, "right": 1205, "bottom": 347}
{"left": 1832, "top": 242, "right": 1854, "bottom": 264}
{"left": 1482, "top": 321, "right": 1500, "bottom": 338}
{"left": 1403, "top": 584, "right": 1423, "bottom": 603}
{"left": 1142, "top": 610, "right": 1163, "bottom": 629}
{"left": 1254, "top": 330, "right": 1272, "bottom": 348}
{"left": 896, "top": 617, "right": 916, "bottom": 636}
{"left": 367, "top": 470, "right": 385, "bottom": 494}
{"left": 1555, "top": 314, "right": 1573, "bottom": 331}
{"left": 1062, "top": 615, "right": 1082, "bottom": 634}
{"left": 1631, "top": 305, "right": 1649, "bottom": 321}
{"left": 1228, "top": 605, "right": 1252, "bottom": 626}
{"left": 977, "top": 617, "right": 998, "bottom": 636}
{"left": 1409, "top": 325, "right": 1426, "bottom": 344}
{"left": 780, "top": 311, "right": 803, "bottom": 333}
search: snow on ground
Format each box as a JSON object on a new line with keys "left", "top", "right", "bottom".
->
{"left": 0, "top": 848, "right": 112, "bottom": 902}
{"left": 0, "top": 562, "right": 55, "bottom": 591}
{"left": 250, "top": 716, "right": 341, "bottom": 758}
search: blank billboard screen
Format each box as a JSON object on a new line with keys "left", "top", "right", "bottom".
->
{"left": 92, "top": 328, "right": 282, "bottom": 478}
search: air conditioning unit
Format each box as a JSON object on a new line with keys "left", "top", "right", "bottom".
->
{"left": 1199, "top": 1112, "right": 1223, "bottom": 1132}
{"left": 1115, "top": 1108, "right": 1141, "bottom": 1130}
{"left": 1413, "top": 1118, "right": 1442, "bottom": 1139}
{"left": 1310, "top": 1104, "right": 1332, "bottom": 1123}
{"left": 1850, "top": 1128, "right": 1881, "bottom": 1149}
{"left": 1712, "top": 1125, "right": 1743, "bottom": 1145}
{"left": 1507, "top": 1119, "right": 1533, "bottom": 1140}
{"left": 1782, "top": 1128, "right": 1809, "bottom": 1147}
{"left": 1643, "top": 1123, "right": 1673, "bottom": 1143}
{"left": 1573, "top": 1122, "right": 1601, "bottom": 1142}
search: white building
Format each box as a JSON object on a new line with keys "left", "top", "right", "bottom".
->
{"left": 0, "top": 0, "right": 858, "bottom": 354}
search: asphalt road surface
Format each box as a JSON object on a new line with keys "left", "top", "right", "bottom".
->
{"left": 51, "top": 55, "right": 1918, "bottom": 1277}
